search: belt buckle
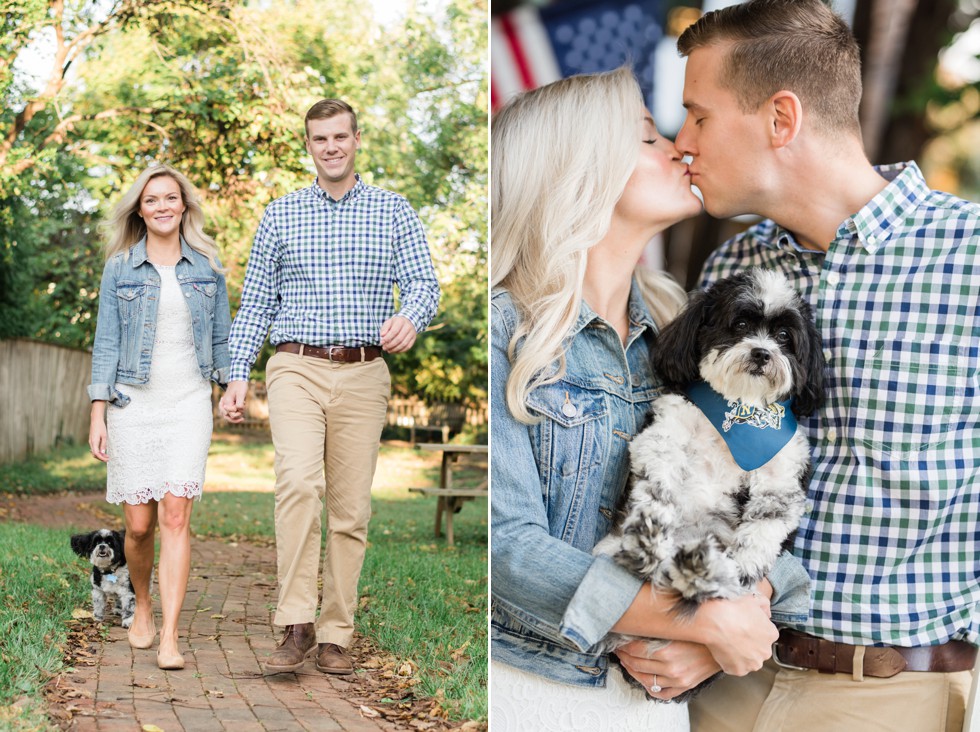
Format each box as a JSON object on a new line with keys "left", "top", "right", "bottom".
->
{"left": 326, "top": 346, "right": 346, "bottom": 361}
{"left": 772, "top": 642, "right": 809, "bottom": 671}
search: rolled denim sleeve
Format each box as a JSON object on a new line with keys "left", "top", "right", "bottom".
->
{"left": 210, "top": 266, "right": 232, "bottom": 386}
{"left": 87, "top": 258, "right": 126, "bottom": 405}
{"left": 769, "top": 550, "right": 811, "bottom": 624}
{"left": 490, "top": 298, "right": 643, "bottom": 652}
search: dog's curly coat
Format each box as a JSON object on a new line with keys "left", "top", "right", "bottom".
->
{"left": 594, "top": 269, "right": 824, "bottom": 701}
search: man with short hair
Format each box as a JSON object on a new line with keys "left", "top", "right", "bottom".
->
{"left": 220, "top": 99, "right": 439, "bottom": 676}
{"left": 616, "top": 1, "right": 980, "bottom": 730}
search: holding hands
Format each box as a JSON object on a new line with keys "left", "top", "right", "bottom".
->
{"left": 219, "top": 381, "right": 248, "bottom": 423}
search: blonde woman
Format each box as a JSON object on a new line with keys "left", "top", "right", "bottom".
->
{"left": 490, "top": 69, "right": 808, "bottom": 729}
{"left": 88, "top": 164, "right": 231, "bottom": 670}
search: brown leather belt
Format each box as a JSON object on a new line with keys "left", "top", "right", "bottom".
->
{"left": 773, "top": 629, "right": 977, "bottom": 678}
{"left": 276, "top": 342, "right": 383, "bottom": 363}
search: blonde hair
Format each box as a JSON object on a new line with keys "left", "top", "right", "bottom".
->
{"left": 104, "top": 164, "right": 224, "bottom": 272}
{"left": 677, "top": 0, "right": 862, "bottom": 137}
{"left": 491, "top": 68, "right": 686, "bottom": 423}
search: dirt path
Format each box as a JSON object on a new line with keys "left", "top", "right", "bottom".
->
{"left": 3, "top": 491, "right": 478, "bottom": 731}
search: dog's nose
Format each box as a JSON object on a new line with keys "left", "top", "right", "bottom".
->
{"left": 751, "top": 348, "right": 771, "bottom": 364}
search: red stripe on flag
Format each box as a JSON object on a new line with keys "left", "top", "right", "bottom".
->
{"left": 499, "top": 13, "right": 535, "bottom": 90}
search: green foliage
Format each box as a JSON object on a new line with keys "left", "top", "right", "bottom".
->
{"left": 0, "top": 0, "right": 487, "bottom": 406}
{"left": 0, "top": 523, "right": 90, "bottom": 729}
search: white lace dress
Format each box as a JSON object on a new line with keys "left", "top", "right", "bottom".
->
{"left": 491, "top": 661, "right": 690, "bottom": 731}
{"left": 106, "top": 264, "right": 212, "bottom": 505}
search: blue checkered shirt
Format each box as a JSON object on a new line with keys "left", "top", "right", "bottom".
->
{"left": 228, "top": 177, "right": 440, "bottom": 381}
{"left": 701, "top": 162, "right": 980, "bottom": 647}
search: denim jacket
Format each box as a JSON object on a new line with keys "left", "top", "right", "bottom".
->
{"left": 88, "top": 237, "right": 231, "bottom": 407}
{"left": 490, "top": 284, "right": 810, "bottom": 687}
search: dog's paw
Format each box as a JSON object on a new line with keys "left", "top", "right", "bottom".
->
{"left": 93, "top": 612, "right": 106, "bottom": 622}
{"left": 660, "top": 538, "right": 742, "bottom": 603}
{"left": 121, "top": 615, "right": 134, "bottom": 629}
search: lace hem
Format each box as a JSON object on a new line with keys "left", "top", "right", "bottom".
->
{"left": 107, "top": 481, "right": 203, "bottom": 506}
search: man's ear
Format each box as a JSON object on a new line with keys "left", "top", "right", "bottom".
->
{"left": 769, "top": 90, "right": 803, "bottom": 148}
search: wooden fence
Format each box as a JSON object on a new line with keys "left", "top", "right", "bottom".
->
{"left": 0, "top": 339, "right": 92, "bottom": 463}
{"left": 0, "top": 338, "right": 487, "bottom": 464}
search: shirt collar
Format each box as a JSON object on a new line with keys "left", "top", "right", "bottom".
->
{"left": 839, "top": 161, "right": 928, "bottom": 253}
{"left": 310, "top": 173, "right": 364, "bottom": 205}
{"left": 765, "top": 161, "right": 927, "bottom": 254}
{"left": 130, "top": 236, "right": 194, "bottom": 267}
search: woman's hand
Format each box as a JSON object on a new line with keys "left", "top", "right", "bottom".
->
{"left": 696, "top": 592, "right": 777, "bottom": 676}
{"left": 89, "top": 401, "right": 109, "bottom": 462}
{"left": 615, "top": 639, "right": 721, "bottom": 701}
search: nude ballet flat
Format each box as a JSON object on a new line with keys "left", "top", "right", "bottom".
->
{"left": 127, "top": 620, "right": 157, "bottom": 650}
{"left": 156, "top": 651, "right": 185, "bottom": 670}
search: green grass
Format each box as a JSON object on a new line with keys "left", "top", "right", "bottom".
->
{"left": 0, "top": 523, "right": 90, "bottom": 731}
{"left": 0, "top": 433, "right": 488, "bottom": 723}
{"left": 0, "top": 442, "right": 104, "bottom": 494}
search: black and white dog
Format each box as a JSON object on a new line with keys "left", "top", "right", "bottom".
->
{"left": 70, "top": 529, "right": 136, "bottom": 628}
{"left": 595, "top": 269, "right": 823, "bottom": 697}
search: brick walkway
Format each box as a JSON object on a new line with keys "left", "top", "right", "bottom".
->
{"left": 68, "top": 537, "right": 399, "bottom": 731}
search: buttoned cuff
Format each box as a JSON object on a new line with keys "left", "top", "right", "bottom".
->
{"left": 228, "top": 362, "right": 252, "bottom": 383}
{"left": 559, "top": 554, "right": 644, "bottom": 651}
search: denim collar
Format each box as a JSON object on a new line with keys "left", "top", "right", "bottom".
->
{"left": 129, "top": 236, "right": 194, "bottom": 267}
{"left": 569, "top": 277, "right": 656, "bottom": 340}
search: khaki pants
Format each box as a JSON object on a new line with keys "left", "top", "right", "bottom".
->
{"left": 265, "top": 351, "right": 390, "bottom": 647}
{"left": 690, "top": 658, "right": 971, "bottom": 732}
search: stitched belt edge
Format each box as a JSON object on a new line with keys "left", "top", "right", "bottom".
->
{"left": 275, "top": 342, "right": 383, "bottom": 362}
{"left": 773, "top": 629, "right": 978, "bottom": 677}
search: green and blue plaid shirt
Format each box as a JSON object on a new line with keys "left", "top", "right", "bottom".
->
{"left": 229, "top": 177, "right": 440, "bottom": 381}
{"left": 702, "top": 161, "right": 980, "bottom": 646}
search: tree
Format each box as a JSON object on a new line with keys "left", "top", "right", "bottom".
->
{"left": 0, "top": 0, "right": 488, "bottom": 407}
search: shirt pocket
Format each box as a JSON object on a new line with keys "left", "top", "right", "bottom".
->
{"left": 526, "top": 382, "right": 609, "bottom": 548}
{"left": 189, "top": 279, "right": 218, "bottom": 315}
{"left": 115, "top": 282, "right": 146, "bottom": 361}
{"left": 849, "top": 339, "right": 975, "bottom": 459}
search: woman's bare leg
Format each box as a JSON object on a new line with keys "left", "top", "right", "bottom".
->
{"left": 157, "top": 493, "right": 194, "bottom": 660}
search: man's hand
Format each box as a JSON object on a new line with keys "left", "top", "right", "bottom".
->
{"left": 380, "top": 315, "right": 417, "bottom": 353}
{"left": 219, "top": 380, "right": 249, "bottom": 423}
{"left": 615, "top": 639, "right": 721, "bottom": 701}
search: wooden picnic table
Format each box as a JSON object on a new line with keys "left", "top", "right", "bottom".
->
{"left": 408, "top": 443, "right": 488, "bottom": 546}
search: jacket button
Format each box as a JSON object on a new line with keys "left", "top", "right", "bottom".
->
{"left": 561, "top": 402, "right": 577, "bottom": 418}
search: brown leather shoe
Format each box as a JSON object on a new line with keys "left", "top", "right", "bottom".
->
{"left": 263, "top": 623, "right": 316, "bottom": 675}
{"left": 315, "top": 643, "right": 354, "bottom": 675}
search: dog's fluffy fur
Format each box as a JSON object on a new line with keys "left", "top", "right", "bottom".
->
{"left": 595, "top": 269, "right": 824, "bottom": 699}
{"left": 70, "top": 529, "right": 136, "bottom": 628}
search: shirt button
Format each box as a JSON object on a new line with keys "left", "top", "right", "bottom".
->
{"left": 826, "top": 272, "right": 840, "bottom": 287}
{"left": 827, "top": 428, "right": 838, "bottom": 442}
{"left": 561, "top": 402, "right": 578, "bottom": 418}
{"left": 823, "top": 348, "right": 832, "bottom": 362}
{"left": 630, "top": 374, "right": 642, "bottom": 387}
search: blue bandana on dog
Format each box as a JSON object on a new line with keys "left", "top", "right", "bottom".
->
{"left": 684, "top": 381, "right": 796, "bottom": 472}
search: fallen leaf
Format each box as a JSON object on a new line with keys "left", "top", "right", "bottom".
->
{"left": 359, "top": 705, "right": 381, "bottom": 718}
{"left": 142, "top": 726, "right": 165, "bottom": 732}
{"left": 209, "top": 614, "right": 226, "bottom": 620}
{"left": 71, "top": 608, "right": 94, "bottom": 620}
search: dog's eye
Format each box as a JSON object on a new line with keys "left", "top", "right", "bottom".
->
{"left": 775, "top": 328, "right": 791, "bottom": 344}
{"left": 733, "top": 319, "right": 749, "bottom": 332}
